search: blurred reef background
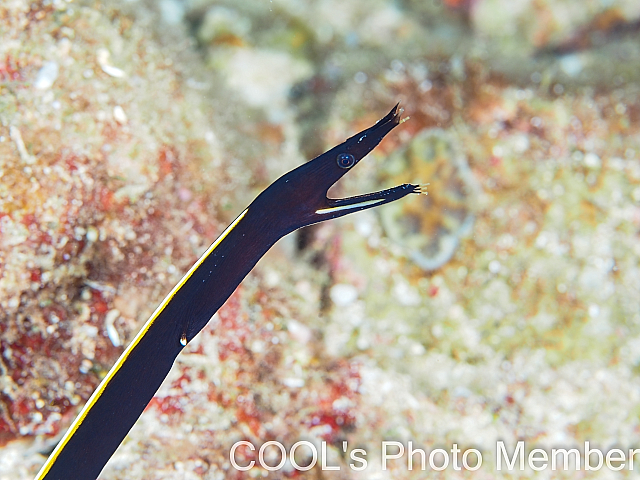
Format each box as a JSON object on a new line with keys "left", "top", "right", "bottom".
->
{"left": 1, "top": 0, "right": 640, "bottom": 478}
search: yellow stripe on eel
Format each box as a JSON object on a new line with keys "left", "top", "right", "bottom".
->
{"left": 34, "top": 208, "right": 249, "bottom": 480}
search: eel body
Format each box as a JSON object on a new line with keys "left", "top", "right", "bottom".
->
{"left": 35, "top": 104, "right": 425, "bottom": 479}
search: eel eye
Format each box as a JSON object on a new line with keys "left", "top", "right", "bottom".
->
{"left": 336, "top": 153, "right": 355, "bottom": 169}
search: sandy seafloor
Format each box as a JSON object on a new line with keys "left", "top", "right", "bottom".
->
{"left": 1, "top": 0, "right": 640, "bottom": 478}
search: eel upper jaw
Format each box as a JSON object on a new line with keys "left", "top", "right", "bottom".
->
{"left": 343, "top": 103, "right": 403, "bottom": 162}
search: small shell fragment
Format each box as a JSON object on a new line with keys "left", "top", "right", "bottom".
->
{"left": 105, "top": 309, "right": 122, "bottom": 347}
{"left": 86, "top": 226, "right": 99, "bottom": 242}
{"left": 34, "top": 61, "right": 59, "bottom": 90}
{"left": 113, "top": 105, "right": 127, "bottom": 124}
{"left": 97, "top": 48, "right": 126, "bottom": 78}
{"left": 10, "top": 126, "right": 35, "bottom": 164}
{"left": 329, "top": 283, "right": 358, "bottom": 307}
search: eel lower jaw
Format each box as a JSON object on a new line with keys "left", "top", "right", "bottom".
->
{"left": 315, "top": 198, "right": 385, "bottom": 215}
{"left": 315, "top": 183, "right": 427, "bottom": 215}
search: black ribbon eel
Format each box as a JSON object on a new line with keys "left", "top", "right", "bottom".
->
{"left": 34, "top": 104, "right": 427, "bottom": 480}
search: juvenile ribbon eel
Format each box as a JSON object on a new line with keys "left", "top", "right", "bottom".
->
{"left": 35, "top": 103, "right": 424, "bottom": 480}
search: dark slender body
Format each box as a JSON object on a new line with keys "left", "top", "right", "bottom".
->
{"left": 41, "top": 210, "right": 279, "bottom": 479}
{"left": 36, "top": 104, "right": 425, "bottom": 479}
